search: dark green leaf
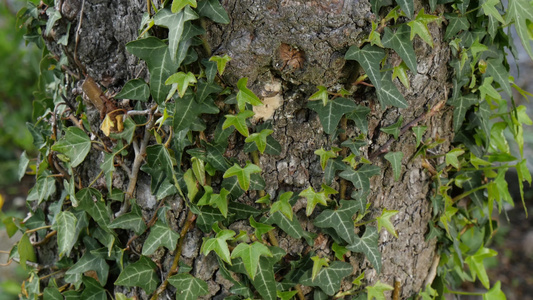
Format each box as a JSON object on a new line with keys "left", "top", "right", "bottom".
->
{"left": 396, "top": 0, "right": 414, "bottom": 18}
{"left": 346, "top": 226, "right": 381, "bottom": 273}
{"left": 345, "top": 45, "right": 385, "bottom": 90}
{"left": 264, "top": 212, "right": 305, "bottom": 240}
{"left": 168, "top": 273, "right": 209, "bottom": 300}
{"left": 299, "top": 261, "right": 353, "bottom": 296}
{"left": 115, "top": 256, "right": 159, "bottom": 293}
{"left": 81, "top": 276, "right": 106, "bottom": 300}
{"left": 18, "top": 151, "right": 29, "bottom": 181}
{"left": 345, "top": 105, "right": 371, "bottom": 134}
{"left": 486, "top": 58, "right": 512, "bottom": 97}
{"left": 196, "top": 80, "right": 222, "bottom": 103}
{"left": 142, "top": 221, "right": 180, "bottom": 255}
{"left": 384, "top": 152, "right": 404, "bottom": 181}
{"left": 197, "top": 0, "right": 230, "bottom": 24}
{"left": 377, "top": 72, "right": 408, "bottom": 108}
{"left": 115, "top": 79, "right": 150, "bottom": 101}
{"left": 444, "top": 13, "right": 470, "bottom": 40}
{"left": 154, "top": 8, "right": 198, "bottom": 62}
{"left": 340, "top": 165, "right": 381, "bottom": 193}
{"left": 380, "top": 116, "right": 403, "bottom": 139}
{"left": 448, "top": 94, "right": 478, "bottom": 131}
{"left": 27, "top": 173, "right": 56, "bottom": 204}
{"left": 307, "top": 97, "right": 357, "bottom": 134}
{"left": 314, "top": 200, "right": 361, "bottom": 244}
{"left": 53, "top": 211, "right": 77, "bottom": 258}
{"left": 51, "top": 127, "right": 91, "bottom": 167}
{"left": 66, "top": 252, "right": 109, "bottom": 286}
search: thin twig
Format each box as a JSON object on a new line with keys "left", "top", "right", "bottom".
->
{"left": 32, "top": 230, "right": 57, "bottom": 247}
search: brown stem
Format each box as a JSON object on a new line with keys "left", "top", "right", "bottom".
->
{"left": 32, "top": 230, "right": 57, "bottom": 247}
{"left": 150, "top": 210, "right": 196, "bottom": 300}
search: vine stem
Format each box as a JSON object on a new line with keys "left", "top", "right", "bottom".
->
{"left": 339, "top": 116, "right": 348, "bottom": 200}
{"left": 251, "top": 150, "right": 279, "bottom": 247}
{"left": 451, "top": 184, "right": 488, "bottom": 203}
{"left": 150, "top": 210, "right": 196, "bottom": 300}
{"left": 368, "top": 100, "right": 446, "bottom": 161}
{"left": 32, "top": 230, "right": 57, "bottom": 246}
{"left": 116, "top": 105, "right": 157, "bottom": 217}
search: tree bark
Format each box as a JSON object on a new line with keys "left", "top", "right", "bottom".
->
{"left": 37, "top": 0, "right": 454, "bottom": 298}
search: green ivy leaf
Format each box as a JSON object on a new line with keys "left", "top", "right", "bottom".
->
{"left": 126, "top": 37, "right": 179, "bottom": 104}
{"left": 366, "top": 280, "right": 394, "bottom": 300}
{"left": 142, "top": 221, "right": 180, "bottom": 255}
{"left": 108, "top": 207, "right": 146, "bottom": 235}
{"left": 309, "top": 85, "right": 329, "bottom": 106}
{"left": 345, "top": 105, "right": 371, "bottom": 134}
{"left": 314, "top": 147, "right": 338, "bottom": 170}
{"left": 236, "top": 77, "right": 263, "bottom": 111}
{"left": 209, "top": 188, "right": 230, "bottom": 217}
{"left": 332, "top": 242, "right": 349, "bottom": 260}
{"left": 264, "top": 211, "right": 306, "bottom": 241}
{"left": 270, "top": 191, "right": 294, "bottom": 221}
{"left": 340, "top": 164, "right": 381, "bottom": 194}
{"left": 465, "top": 246, "right": 497, "bottom": 289}
{"left": 81, "top": 277, "right": 106, "bottom": 300}
{"left": 51, "top": 127, "right": 91, "bottom": 168}
{"left": 209, "top": 54, "right": 232, "bottom": 75}
{"left": 245, "top": 129, "right": 274, "bottom": 154}
{"left": 412, "top": 125, "right": 427, "bottom": 148}
{"left": 383, "top": 24, "right": 418, "bottom": 72}
{"left": 479, "top": 77, "right": 501, "bottom": 100}
{"left": 299, "top": 261, "right": 353, "bottom": 296}
{"left": 345, "top": 45, "right": 385, "bottom": 90}
{"left": 483, "top": 281, "right": 506, "bottom": 300}
{"left": 376, "top": 208, "right": 399, "bottom": 238}
{"left": 223, "top": 110, "right": 254, "bottom": 137}
{"left": 277, "top": 290, "right": 299, "bottom": 300}
{"left": 314, "top": 200, "right": 361, "bottom": 244}
{"left": 154, "top": 7, "right": 198, "bottom": 62}
{"left": 486, "top": 58, "right": 512, "bottom": 97}
{"left": 482, "top": 0, "right": 505, "bottom": 23}
{"left": 174, "top": 92, "right": 219, "bottom": 132}
{"left": 110, "top": 117, "right": 136, "bottom": 144}
{"left": 115, "top": 256, "right": 159, "bottom": 293}
{"left": 66, "top": 252, "right": 109, "bottom": 286}
{"left": 249, "top": 216, "right": 275, "bottom": 241}
{"left": 53, "top": 211, "right": 77, "bottom": 258}
{"left": 408, "top": 9, "right": 440, "bottom": 47}
{"left": 396, "top": 0, "right": 414, "bottom": 18}
{"left": 27, "top": 173, "right": 56, "bottom": 204}
{"left": 201, "top": 228, "right": 235, "bottom": 264}
{"left": 168, "top": 273, "right": 209, "bottom": 300}
{"left": 377, "top": 72, "right": 409, "bottom": 108}
{"left": 43, "top": 287, "right": 62, "bottom": 300}
{"left": 115, "top": 79, "right": 150, "bottom": 101}
{"left": 196, "top": 79, "right": 223, "bottom": 103}
{"left": 445, "top": 148, "right": 465, "bottom": 169}
{"left": 18, "top": 151, "right": 29, "bottom": 181}
{"left": 231, "top": 241, "right": 273, "bottom": 279}
{"left": 18, "top": 233, "right": 36, "bottom": 270}
{"left": 243, "top": 134, "right": 282, "bottom": 156}
{"left": 448, "top": 94, "right": 478, "bottom": 132}
{"left": 197, "top": 0, "right": 230, "bottom": 24}
{"left": 171, "top": 0, "right": 197, "bottom": 13}
{"left": 311, "top": 256, "right": 329, "bottom": 281}
{"left": 166, "top": 71, "right": 197, "bottom": 98}
{"left": 346, "top": 226, "right": 381, "bottom": 273}
{"left": 299, "top": 186, "right": 329, "bottom": 216}
{"left": 384, "top": 151, "right": 404, "bottom": 181}
{"left": 392, "top": 62, "right": 410, "bottom": 88}
{"left": 223, "top": 162, "right": 262, "bottom": 191}
{"left": 444, "top": 13, "right": 470, "bottom": 40}
{"left": 307, "top": 97, "right": 357, "bottom": 134}
{"left": 367, "top": 21, "right": 384, "bottom": 47}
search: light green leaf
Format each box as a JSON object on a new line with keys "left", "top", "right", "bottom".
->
{"left": 299, "top": 186, "right": 329, "bottom": 216}
{"left": 311, "top": 256, "right": 329, "bottom": 281}
{"left": 191, "top": 157, "right": 206, "bottom": 185}
{"left": 314, "top": 147, "right": 338, "bottom": 170}
{"left": 392, "top": 62, "right": 410, "bottom": 88}
{"left": 115, "top": 79, "right": 150, "bottom": 101}
{"left": 367, "top": 280, "right": 394, "bottom": 300}
{"left": 201, "top": 229, "right": 235, "bottom": 264}
{"left": 223, "top": 162, "right": 261, "bottom": 191}
{"left": 384, "top": 152, "right": 404, "bottom": 181}
{"left": 346, "top": 226, "right": 381, "bottom": 273}
{"left": 51, "top": 127, "right": 91, "bottom": 168}
{"left": 231, "top": 242, "right": 273, "bottom": 279}
{"left": 209, "top": 54, "right": 232, "bottom": 75}
{"left": 308, "top": 85, "right": 329, "bottom": 106}
{"left": 223, "top": 110, "right": 254, "bottom": 137}
{"left": 168, "top": 273, "right": 209, "bottom": 300}
{"left": 126, "top": 37, "right": 179, "bottom": 104}
{"left": 314, "top": 200, "right": 361, "bottom": 244}
{"left": 18, "top": 233, "right": 36, "bottom": 270}
{"left": 66, "top": 252, "right": 109, "bottom": 286}
{"left": 299, "top": 261, "right": 353, "bottom": 296}
{"left": 412, "top": 126, "right": 427, "bottom": 148}
{"left": 53, "top": 211, "right": 77, "bottom": 258}
{"left": 197, "top": 0, "right": 230, "bottom": 24}
{"left": 479, "top": 77, "right": 501, "bottom": 100}
{"left": 482, "top": 0, "right": 505, "bottom": 23}
{"left": 408, "top": 9, "right": 440, "bottom": 47}
{"left": 383, "top": 25, "right": 417, "bottom": 71}
{"left": 142, "top": 221, "right": 180, "bottom": 255}
{"left": 166, "top": 71, "right": 197, "bottom": 98}
{"left": 445, "top": 148, "right": 465, "bottom": 169}
{"left": 245, "top": 129, "right": 274, "bottom": 154}
{"left": 154, "top": 8, "right": 198, "bottom": 62}
{"left": 270, "top": 191, "right": 294, "bottom": 221}
{"left": 483, "top": 281, "right": 506, "bottom": 300}
{"left": 376, "top": 208, "right": 399, "bottom": 238}
{"left": 307, "top": 97, "right": 358, "bottom": 134}
{"left": 236, "top": 77, "right": 262, "bottom": 111}
{"left": 448, "top": 94, "right": 478, "bottom": 132}
{"left": 277, "top": 290, "right": 299, "bottom": 300}
{"left": 210, "top": 188, "right": 230, "bottom": 217}
{"left": 332, "top": 242, "right": 349, "bottom": 261}
{"left": 115, "top": 256, "right": 159, "bottom": 293}
{"left": 249, "top": 216, "right": 275, "bottom": 241}
{"left": 345, "top": 45, "right": 385, "bottom": 90}
{"left": 465, "top": 247, "right": 498, "bottom": 289}
{"left": 171, "top": 0, "right": 197, "bottom": 13}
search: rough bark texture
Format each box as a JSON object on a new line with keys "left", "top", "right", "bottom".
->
{"left": 39, "top": 0, "right": 454, "bottom": 298}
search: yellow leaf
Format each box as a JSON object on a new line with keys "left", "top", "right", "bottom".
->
{"left": 0, "top": 193, "right": 4, "bottom": 211}
{"left": 115, "top": 114, "right": 124, "bottom": 132}
{"left": 100, "top": 114, "right": 114, "bottom": 136}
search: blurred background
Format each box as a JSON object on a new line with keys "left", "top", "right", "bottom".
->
{"left": 0, "top": 0, "right": 531, "bottom": 299}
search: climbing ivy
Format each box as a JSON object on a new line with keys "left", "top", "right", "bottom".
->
{"left": 3, "top": 0, "right": 532, "bottom": 299}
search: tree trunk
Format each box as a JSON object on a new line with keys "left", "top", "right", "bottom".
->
{"left": 35, "top": 0, "right": 454, "bottom": 298}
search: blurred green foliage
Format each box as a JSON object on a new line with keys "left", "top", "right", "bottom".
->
{"left": 0, "top": 0, "right": 40, "bottom": 189}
